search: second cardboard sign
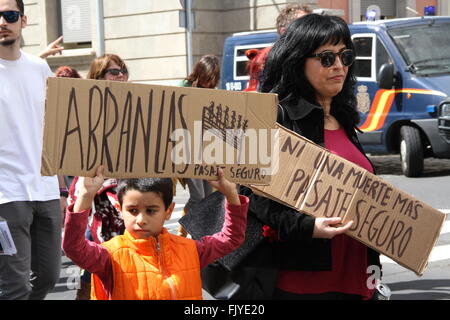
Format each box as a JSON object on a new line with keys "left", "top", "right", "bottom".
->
{"left": 250, "top": 124, "right": 446, "bottom": 276}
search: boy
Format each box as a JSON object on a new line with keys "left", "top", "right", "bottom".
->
{"left": 62, "top": 166, "right": 248, "bottom": 300}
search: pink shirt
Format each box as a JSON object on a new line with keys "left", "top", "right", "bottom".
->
{"left": 276, "top": 127, "right": 375, "bottom": 299}
{"left": 63, "top": 195, "right": 249, "bottom": 297}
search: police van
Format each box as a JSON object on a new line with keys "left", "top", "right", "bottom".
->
{"left": 220, "top": 16, "right": 450, "bottom": 177}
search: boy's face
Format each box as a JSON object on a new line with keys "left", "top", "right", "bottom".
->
{"left": 119, "top": 190, "right": 174, "bottom": 239}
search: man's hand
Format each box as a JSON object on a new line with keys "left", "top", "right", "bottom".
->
{"left": 312, "top": 217, "right": 353, "bottom": 239}
{"left": 73, "top": 166, "right": 105, "bottom": 212}
{"left": 39, "top": 36, "right": 64, "bottom": 59}
{"left": 208, "top": 169, "right": 240, "bottom": 205}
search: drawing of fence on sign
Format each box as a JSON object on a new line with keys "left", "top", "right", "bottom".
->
{"left": 201, "top": 102, "right": 249, "bottom": 161}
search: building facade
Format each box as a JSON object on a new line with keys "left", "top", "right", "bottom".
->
{"left": 21, "top": 0, "right": 450, "bottom": 85}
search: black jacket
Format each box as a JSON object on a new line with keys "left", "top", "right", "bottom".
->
{"left": 239, "top": 97, "right": 381, "bottom": 272}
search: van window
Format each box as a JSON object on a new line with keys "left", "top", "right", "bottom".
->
{"left": 389, "top": 22, "right": 450, "bottom": 75}
{"left": 376, "top": 39, "right": 390, "bottom": 78}
{"left": 352, "top": 35, "right": 374, "bottom": 80}
{"left": 234, "top": 43, "right": 273, "bottom": 81}
{"left": 352, "top": 34, "right": 390, "bottom": 81}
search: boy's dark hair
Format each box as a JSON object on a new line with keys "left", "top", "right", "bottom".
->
{"left": 117, "top": 178, "right": 174, "bottom": 209}
{"left": 15, "top": 0, "right": 24, "bottom": 14}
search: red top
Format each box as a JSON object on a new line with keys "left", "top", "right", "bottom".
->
{"left": 276, "top": 127, "right": 375, "bottom": 299}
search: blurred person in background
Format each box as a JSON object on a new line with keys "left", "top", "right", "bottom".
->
{"left": 244, "top": 3, "right": 312, "bottom": 92}
{"left": 177, "top": 54, "right": 221, "bottom": 237}
{"left": 54, "top": 65, "right": 81, "bottom": 79}
{"left": 87, "top": 53, "right": 129, "bottom": 82}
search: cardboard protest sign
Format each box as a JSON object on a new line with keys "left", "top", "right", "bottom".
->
{"left": 250, "top": 124, "right": 446, "bottom": 275}
{"left": 42, "top": 78, "right": 278, "bottom": 184}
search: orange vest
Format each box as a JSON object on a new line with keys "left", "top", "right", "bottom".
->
{"left": 91, "top": 229, "right": 203, "bottom": 300}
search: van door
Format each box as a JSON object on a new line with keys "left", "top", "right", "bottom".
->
{"left": 352, "top": 33, "right": 392, "bottom": 152}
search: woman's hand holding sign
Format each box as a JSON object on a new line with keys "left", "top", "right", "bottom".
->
{"left": 312, "top": 217, "right": 353, "bottom": 239}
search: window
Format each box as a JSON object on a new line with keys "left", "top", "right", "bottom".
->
{"left": 43, "top": 0, "right": 96, "bottom": 74}
{"left": 352, "top": 35, "right": 375, "bottom": 80}
{"left": 234, "top": 43, "right": 273, "bottom": 80}
{"left": 352, "top": 34, "right": 392, "bottom": 82}
{"left": 375, "top": 38, "right": 390, "bottom": 80}
{"left": 389, "top": 22, "right": 450, "bottom": 76}
{"left": 59, "top": 0, "right": 92, "bottom": 49}
{"left": 353, "top": 34, "right": 392, "bottom": 81}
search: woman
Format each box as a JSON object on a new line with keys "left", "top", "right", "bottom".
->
{"left": 179, "top": 54, "right": 220, "bottom": 88}
{"left": 87, "top": 53, "right": 129, "bottom": 82}
{"left": 177, "top": 55, "right": 221, "bottom": 237}
{"left": 240, "top": 14, "right": 382, "bottom": 300}
{"left": 55, "top": 66, "right": 81, "bottom": 79}
{"left": 67, "top": 54, "right": 129, "bottom": 300}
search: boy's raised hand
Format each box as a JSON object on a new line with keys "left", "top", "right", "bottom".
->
{"left": 208, "top": 169, "right": 241, "bottom": 205}
{"left": 73, "top": 166, "right": 105, "bottom": 212}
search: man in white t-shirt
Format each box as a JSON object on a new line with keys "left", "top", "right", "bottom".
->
{"left": 0, "top": 0, "right": 65, "bottom": 300}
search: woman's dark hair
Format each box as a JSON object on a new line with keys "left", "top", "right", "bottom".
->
{"left": 117, "top": 178, "right": 173, "bottom": 209}
{"left": 262, "top": 13, "right": 360, "bottom": 125}
{"left": 186, "top": 55, "right": 220, "bottom": 88}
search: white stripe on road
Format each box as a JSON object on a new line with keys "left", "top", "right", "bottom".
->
{"left": 427, "top": 244, "right": 450, "bottom": 262}
{"left": 441, "top": 220, "right": 450, "bottom": 234}
{"left": 381, "top": 244, "right": 450, "bottom": 264}
{"left": 437, "top": 209, "right": 449, "bottom": 234}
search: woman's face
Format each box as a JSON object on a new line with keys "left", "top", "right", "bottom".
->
{"left": 304, "top": 41, "right": 349, "bottom": 104}
{"left": 102, "top": 61, "right": 129, "bottom": 82}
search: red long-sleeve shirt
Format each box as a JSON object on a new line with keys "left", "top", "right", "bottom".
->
{"left": 63, "top": 195, "right": 249, "bottom": 297}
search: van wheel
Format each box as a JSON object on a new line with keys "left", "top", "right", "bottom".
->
{"left": 400, "top": 126, "right": 424, "bottom": 177}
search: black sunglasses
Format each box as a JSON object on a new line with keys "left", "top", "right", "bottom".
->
{"left": 104, "top": 68, "right": 128, "bottom": 76}
{"left": 309, "top": 49, "right": 355, "bottom": 68}
{"left": 0, "top": 11, "right": 21, "bottom": 23}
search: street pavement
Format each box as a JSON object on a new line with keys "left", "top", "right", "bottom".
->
{"left": 370, "top": 155, "right": 450, "bottom": 300}
{"left": 46, "top": 156, "right": 450, "bottom": 300}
